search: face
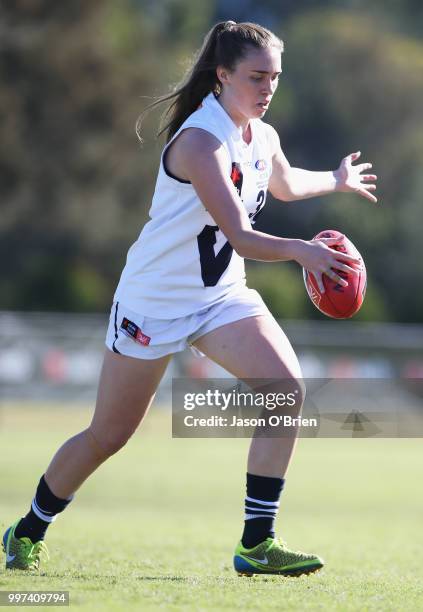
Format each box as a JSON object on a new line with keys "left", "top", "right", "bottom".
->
{"left": 217, "top": 45, "right": 282, "bottom": 121}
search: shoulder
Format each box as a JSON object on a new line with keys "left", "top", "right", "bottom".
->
{"left": 258, "top": 121, "right": 280, "bottom": 155}
{"left": 176, "top": 127, "right": 222, "bottom": 150}
{"left": 165, "top": 127, "right": 230, "bottom": 183}
{"left": 170, "top": 127, "right": 228, "bottom": 164}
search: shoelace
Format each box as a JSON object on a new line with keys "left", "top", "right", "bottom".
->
{"left": 275, "top": 537, "right": 309, "bottom": 558}
{"left": 266, "top": 537, "right": 287, "bottom": 551}
{"left": 27, "top": 541, "right": 50, "bottom": 565}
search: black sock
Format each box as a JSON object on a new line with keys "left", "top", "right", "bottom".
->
{"left": 14, "top": 475, "right": 73, "bottom": 543}
{"left": 241, "top": 472, "right": 285, "bottom": 549}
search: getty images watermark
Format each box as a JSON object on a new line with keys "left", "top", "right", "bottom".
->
{"left": 172, "top": 378, "right": 423, "bottom": 438}
{"left": 182, "top": 386, "right": 316, "bottom": 430}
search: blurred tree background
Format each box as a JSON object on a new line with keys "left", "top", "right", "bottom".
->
{"left": 1, "top": 0, "right": 422, "bottom": 321}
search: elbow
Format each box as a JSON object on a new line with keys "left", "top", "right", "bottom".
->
{"left": 230, "top": 230, "right": 254, "bottom": 259}
{"left": 276, "top": 189, "right": 297, "bottom": 202}
{"left": 270, "top": 188, "right": 296, "bottom": 203}
{"left": 280, "top": 193, "right": 297, "bottom": 202}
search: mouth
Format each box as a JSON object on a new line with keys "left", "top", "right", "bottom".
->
{"left": 257, "top": 101, "right": 271, "bottom": 110}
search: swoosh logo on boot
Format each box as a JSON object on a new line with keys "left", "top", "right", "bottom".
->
{"left": 6, "top": 553, "right": 16, "bottom": 563}
{"left": 244, "top": 554, "right": 269, "bottom": 565}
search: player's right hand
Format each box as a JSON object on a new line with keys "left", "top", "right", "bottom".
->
{"left": 293, "top": 236, "right": 361, "bottom": 293}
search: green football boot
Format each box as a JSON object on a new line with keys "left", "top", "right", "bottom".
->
{"left": 3, "top": 520, "right": 49, "bottom": 570}
{"left": 234, "top": 537, "right": 324, "bottom": 577}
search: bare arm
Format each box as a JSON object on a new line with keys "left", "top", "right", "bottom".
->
{"left": 176, "top": 129, "right": 298, "bottom": 262}
{"left": 175, "top": 128, "right": 360, "bottom": 291}
{"left": 266, "top": 125, "right": 378, "bottom": 203}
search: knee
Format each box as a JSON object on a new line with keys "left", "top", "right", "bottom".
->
{"left": 257, "top": 374, "right": 306, "bottom": 413}
{"left": 293, "top": 377, "right": 306, "bottom": 408}
{"left": 86, "top": 427, "right": 132, "bottom": 460}
{"left": 278, "top": 377, "right": 305, "bottom": 416}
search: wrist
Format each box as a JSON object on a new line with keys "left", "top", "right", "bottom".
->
{"left": 333, "top": 168, "right": 343, "bottom": 192}
{"left": 284, "top": 238, "right": 306, "bottom": 264}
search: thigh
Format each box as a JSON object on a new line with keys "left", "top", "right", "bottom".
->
{"left": 192, "top": 314, "right": 302, "bottom": 380}
{"left": 90, "top": 348, "right": 171, "bottom": 438}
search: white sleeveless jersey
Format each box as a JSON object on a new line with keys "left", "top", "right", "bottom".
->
{"left": 114, "top": 92, "right": 273, "bottom": 318}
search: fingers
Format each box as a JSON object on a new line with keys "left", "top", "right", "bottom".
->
{"left": 315, "top": 239, "right": 362, "bottom": 264}
{"left": 314, "top": 272, "right": 325, "bottom": 294}
{"left": 332, "top": 261, "right": 359, "bottom": 274}
{"left": 357, "top": 162, "right": 373, "bottom": 172}
{"left": 324, "top": 268, "right": 348, "bottom": 287}
{"left": 318, "top": 235, "right": 344, "bottom": 246}
{"left": 361, "top": 174, "right": 377, "bottom": 182}
{"left": 358, "top": 188, "right": 378, "bottom": 203}
{"left": 312, "top": 267, "right": 350, "bottom": 294}
{"left": 348, "top": 151, "right": 361, "bottom": 163}
{"left": 330, "top": 250, "right": 361, "bottom": 265}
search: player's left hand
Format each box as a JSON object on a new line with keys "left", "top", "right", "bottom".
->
{"left": 334, "top": 151, "right": 378, "bottom": 203}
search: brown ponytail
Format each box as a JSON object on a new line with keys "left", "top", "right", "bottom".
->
{"left": 136, "top": 21, "right": 283, "bottom": 144}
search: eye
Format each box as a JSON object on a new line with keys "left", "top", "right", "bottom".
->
{"left": 251, "top": 76, "right": 263, "bottom": 82}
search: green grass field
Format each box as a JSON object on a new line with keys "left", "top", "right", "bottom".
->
{"left": 0, "top": 402, "right": 422, "bottom": 611}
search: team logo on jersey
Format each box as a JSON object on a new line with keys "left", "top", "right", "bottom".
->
{"left": 255, "top": 159, "right": 267, "bottom": 171}
{"left": 230, "top": 162, "right": 243, "bottom": 196}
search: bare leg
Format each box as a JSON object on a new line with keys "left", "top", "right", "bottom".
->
{"left": 193, "top": 315, "right": 304, "bottom": 478}
{"left": 195, "top": 316, "right": 324, "bottom": 573}
{"left": 45, "top": 349, "right": 171, "bottom": 499}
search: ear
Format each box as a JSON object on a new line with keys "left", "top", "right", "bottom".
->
{"left": 216, "top": 65, "right": 230, "bottom": 85}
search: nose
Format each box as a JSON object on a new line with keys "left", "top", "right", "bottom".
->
{"left": 262, "top": 78, "right": 275, "bottom": 96}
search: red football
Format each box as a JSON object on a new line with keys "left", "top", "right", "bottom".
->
{"left": 303, "top": 229, "right": 367, "bottom": 319}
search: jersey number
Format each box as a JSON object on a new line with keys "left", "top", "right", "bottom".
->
{"left": 197, "top": 164, "right": 266, "bottom": 287}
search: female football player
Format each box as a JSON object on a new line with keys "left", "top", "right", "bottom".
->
{"left": 4, "top": 20, "right": 376, "bottom": 575}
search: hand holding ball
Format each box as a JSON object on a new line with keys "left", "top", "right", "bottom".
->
{"left": 303, "top": 230, "right": 367, "bottom": 319}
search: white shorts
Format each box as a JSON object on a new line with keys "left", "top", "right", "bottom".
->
{"left": 105, "top": 287, "right": 270, "bottom": 360}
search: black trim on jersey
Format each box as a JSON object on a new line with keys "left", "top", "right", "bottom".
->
{"left": 162, "top": 145, "right": 191, "bottom": 184}
{"left": 112, "top": 302, "right": 121, "bottom": 354}
{"left": 197, "top": 226, "right": 234, "bottom": 286}
{"left": 196, "top": 163, "right": 244, "bottom": 287}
